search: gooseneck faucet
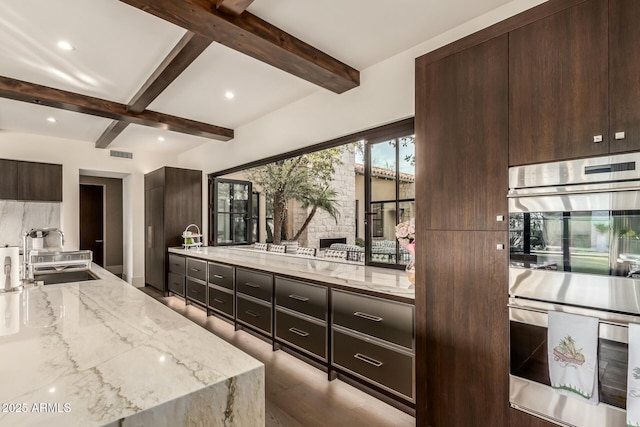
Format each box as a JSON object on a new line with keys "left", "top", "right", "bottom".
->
{"left": 22, "top": 228, "right": 65, "bottom": 281}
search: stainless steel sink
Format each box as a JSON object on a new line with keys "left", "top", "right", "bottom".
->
{"left": 36, "top": 270, "right": 98, "bottom": 285}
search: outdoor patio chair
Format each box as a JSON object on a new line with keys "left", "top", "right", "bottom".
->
{"left": 296, "top": 247, "right": 317, "bottom": 257}
{"left": 269, "top": 244, "right": 286, "bottom": 253}
{"left": 254, "top": 243, "right": 268, "bottom": 251}
{"left": 324, "top": 249, "right": 347, "bottom": 260}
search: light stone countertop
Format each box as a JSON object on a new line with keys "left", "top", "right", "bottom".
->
{"left": 0, "top": 265, "right": 264, "bottom": 427}
{"left": 169, "top": 246, "right": 415, "bottom": 302}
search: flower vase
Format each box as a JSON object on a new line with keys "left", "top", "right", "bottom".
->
{"left": 405, "top": 256, "right": 416, "bottom": 285}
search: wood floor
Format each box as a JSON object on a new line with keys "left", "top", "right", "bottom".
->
{"left": 140, "top": 287, "right": 415, "bottom": 427}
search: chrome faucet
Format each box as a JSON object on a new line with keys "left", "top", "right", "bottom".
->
{"left": 22, "top": 228, "right": 65, "bottom": 281}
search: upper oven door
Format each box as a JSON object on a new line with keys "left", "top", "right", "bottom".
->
{"left": 509, "top": 190, "right": 640, "bottom": 314}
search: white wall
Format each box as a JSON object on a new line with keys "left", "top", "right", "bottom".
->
{"left": 178, "top": 0, "right": 547, "bottom": 242}
{"left": 0, "top": 132, "right": 179, "bottom": 286}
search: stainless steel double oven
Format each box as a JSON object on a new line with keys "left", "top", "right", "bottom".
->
{"left": 508, "top": 153, "right": 640, "bottom": 426}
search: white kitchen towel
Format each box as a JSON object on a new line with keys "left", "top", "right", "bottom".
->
{"left": 627, "top": 323, "right": 640, "bottom": 426}
{"left": 547, "top": 311, "right": 599, "bottom": 404}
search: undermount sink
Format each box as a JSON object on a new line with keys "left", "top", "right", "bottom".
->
{"left": 35, "top": 270, "right": 98, "bottom": 285}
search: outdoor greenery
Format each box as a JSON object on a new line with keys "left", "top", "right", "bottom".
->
{"left": 246, "top": 146, "right": 346, "bottom": 245}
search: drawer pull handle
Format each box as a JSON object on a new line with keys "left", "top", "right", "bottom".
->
{"left": 354, "top": 312, "right": 383, "bottom": 322}
{"left": 213, "top": 298, "right": 225, "bottom": 304}
{"left": 245, "top": 310, "right": 260, "bottom": 318}
{"left": 174, "top": 263, "right": 182, "bottom": 267}
{"left": 192, "top": 289, "right": 199, "bottom": 294}
{"left": 288, "top": 327, "right": 309, "bottom": 337}
{"left": 213, "top": 274, "right": 224, "bottom": 279}
{"left": 354, "top": 353, "right": 383, "bottom": 367}
{"left": 191, "top": 268, "right": 200, "bottom": 272}
{"left": 245, "top": 282, "right": 260, "bottom": 288}
{"left": 288, "top": 294, "right": 309, "bottom": 302}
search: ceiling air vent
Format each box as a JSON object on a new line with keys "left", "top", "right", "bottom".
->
{"left": 110, "top": 150, "right": 133, "bottom": 160}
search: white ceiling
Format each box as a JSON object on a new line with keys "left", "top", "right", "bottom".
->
{"left": 0, "top": 0, "right": 513, "bottom": 153}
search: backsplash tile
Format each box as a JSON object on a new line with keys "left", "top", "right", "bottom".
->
{"left": 0, "top": 201, "right": 61, "bottom": 247}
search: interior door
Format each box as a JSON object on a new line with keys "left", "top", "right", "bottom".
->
{"left": 79, "top": 184, "right": 104, "bottom": 267}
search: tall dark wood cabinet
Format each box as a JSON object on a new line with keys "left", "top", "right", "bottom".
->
{"left": 509, "top": 408, "right": 557, "bottom": 427}
{"left": 416, "top": 35, "right": 509, "bottom": 427}
{"left": 509, "top": 0, "right": 609, "bottom": 166}
{"left": 144, "top": 167, "right": 202, "bottom": 293}
{"left": 609, "top": 0, "right": 640, "bottom": 154}
{"left": 0, "top": 159, "right": 18, "bottom": 200}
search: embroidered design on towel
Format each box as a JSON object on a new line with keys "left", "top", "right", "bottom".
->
{"left": 553, "top": 335, "right": 586, "bottom": 367}
{"left": 552, "top": 335, "right": 591, "bottom": 399}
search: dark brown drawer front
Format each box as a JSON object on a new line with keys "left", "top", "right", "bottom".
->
{"left": 186, "top": 258, "right": 207, "bottom": 281}
{"left": 169, "top": 254, "right": 185, "bottom": 275}
{"left": 332, "top": 290, "right": 414, "bottom": 350}
{"left": 237, "top": 296, "right": 272, "bottom": 336}
{"left": 167, "top": 272, "right": 184, "bottom": 296}
{"left": 208, "top": 263, "right": 234, "bottom": 290}
{"left": 186, "top": 278, "right": 206, "bottom": 305}
{"left": 276, "top": 309, "right": 327, "bottom": 360}
{"left": 208, "top": 286, "right": 234, "bottom": 317}
{"left": 275, "top": 277, "right": 327, "bottom": 321}
{"left": 236, "top": 269, "right": 273, "bottom": 302}
{"left": 333, "top": 329, "right": 414, "bottom": 400}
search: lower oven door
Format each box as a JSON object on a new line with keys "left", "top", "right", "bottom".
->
{"left": 509, "top": 298, "right": 635, "bottom": 426}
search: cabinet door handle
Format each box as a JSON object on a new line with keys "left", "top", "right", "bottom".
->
{"left": 245, "top": 310, "right": 260, "bottom": 318}
{"left": 288, "top": 294, "right": 309, "bottom": 302}
{"left": 354, "top": 353, "right": 383, "bottom": 367}
{"left": 288, "top": 327, "right": 309, "bottom": 337}
{"left": 593, "top": 134, "right": 603, "bottom": 143}
{"left": 147, "top": 226, "right": 152, "bottom": 248}
{"left": 191, "top": 289, "right": 199, "bottom": 294}
{"left": 191, "top": 268, "right": 200, "bottom": 272}
{"left": 213, "top": 274, "right": 224, "bottom": 279}
{"left": 213, "top": 298, "right": 225, "bottom": 304}
{"left": 244, "top": 282, "right": 260, "bottom": 288}
{"left": 353, "top": 312, "right": 383, "bottom": 322}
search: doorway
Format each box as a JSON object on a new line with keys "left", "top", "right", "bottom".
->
{"left": 79, "top": 184, "right": 104, "bottom": 267}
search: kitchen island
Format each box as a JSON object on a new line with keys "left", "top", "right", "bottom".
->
{"left": 0, "top": 265, "right": 264, "bottom": 426}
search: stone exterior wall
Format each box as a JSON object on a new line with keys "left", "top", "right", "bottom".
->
{"left": 291, "top": 149, "right": 356, "bottom": 248}
{"left": 399, "top": 181, "right": 415, "bottom": 221}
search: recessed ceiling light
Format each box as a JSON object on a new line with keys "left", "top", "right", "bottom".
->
{"left": 225, "top": 91, "right": 235, "bottom": 100}
{"left": 57, "top": 40, "right": 74, "bottom": 51}
{"left": 158, "top": 136, "right": 165, "bottom": 142}
{"left": 47, "top": 117, "right": 56, "bottom": 123}
{"left": 49, "top": 387, "right": 56, "bottom": 393}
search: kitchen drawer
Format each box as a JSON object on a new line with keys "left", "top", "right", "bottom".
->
{"left": 168, "top": 254, "right": 185, "bottom": 275}
{"left": 186, "top": 277, "right": 206, "bottom": 305}
{"left": 208, "top": 285, "right": 234, "bottom": 317}
{"left": 208, "top": 262, "right": 234, "bottom": 290}
{"left": 276, "top": 309, "right": 327, "bottom": 361}
{"left": 237, "top": 295, "right": 272, "bottom": 336}
{"left": 186, "top": 258, "right": 207, "bottom": 282}
{"left": 167, "top": 272, "right": 184, "bottom": 296}
{"left": 332, "top": 328, "right": 414, "bottom": 400}
{"left": 236, "top": 268, "right": 273, "bottom": 302}
{"left": 332, "top": 290, "right": 414, "bottom": 350}
{"left": 275, "top": 277, "right": 327, "bottom": 321}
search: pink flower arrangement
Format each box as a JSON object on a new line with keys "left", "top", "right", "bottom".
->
{"left": 395, "top": 218, "right": 415, "bottom": 257}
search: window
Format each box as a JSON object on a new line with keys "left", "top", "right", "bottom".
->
{"left": 210, "top": 178, "right": 252, "bottom": 246}
{"left": 250, "top": 192, "right": 260, "bottom": 243}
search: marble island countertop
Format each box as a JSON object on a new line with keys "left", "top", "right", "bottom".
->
{"left": 0, "top": 265, "right": 264, "bottom": 426}
{"left": 169, "top": 246, "right": 415, "bottom": 302}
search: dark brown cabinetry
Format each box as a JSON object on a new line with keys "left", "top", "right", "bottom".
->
{"left": 510, "top": 0, "right": 640, "bottom": 165}
{"left": 609, "top": 0, "right": 640, "bottom": 154}
{"left": 0, "top": 159, "right": 62, "bottom": 201}
{"left": 509, "top": 408, "right": 556, "bottom": 427}
{"left": 144, "top": 167, "right": 201, "bottom": 293}
{"left": 417, "top": 35, "right": 508, "bottom": 231}
{"left": 423, "top": 231, "right": 508, "bottom": 427}
{"left": 236, "top": 268, "right": 273, "bottom": 336}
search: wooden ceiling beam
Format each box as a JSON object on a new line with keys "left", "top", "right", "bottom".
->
{"left": 95, "top": 121, "right": 129, "bottom": 149}
{"left": 128, "top": 31, "right": 212, "bottom": 114}
{"left": 215, "top": 0, "right": 254, "bottom": 16}
{"left": 118, "top": 0, "right": 360, "bottom": 94}
{"left": 0, "top": 75, "right": 233, "bottom": 141}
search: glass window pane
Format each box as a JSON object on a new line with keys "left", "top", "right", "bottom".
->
{"left": 371, "top": 202, "right": 398, "bottom": 264}
{"left": 232, "top": 214, "right": 247, "bottom": 244}
{"left": 371, "top": 140, "right": 397, "bottom": 202}
{"left": 398, "top": 136, "right": 415, "bottom": 200}
{"left": 217, "top": 183, "right": 231, "bottom": 212}
{"left": 569, "top": 211, "right": 609, "bottom": 275}
{"left": 217, "top": 214, "right": 231, "bottom": 244}
{"left": 233, "top": 183, "right": 249, "bottom": 213}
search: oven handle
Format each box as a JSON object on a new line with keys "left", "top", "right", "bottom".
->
{"left": 508, "top": 303, "right": 633, "bottom": 344}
